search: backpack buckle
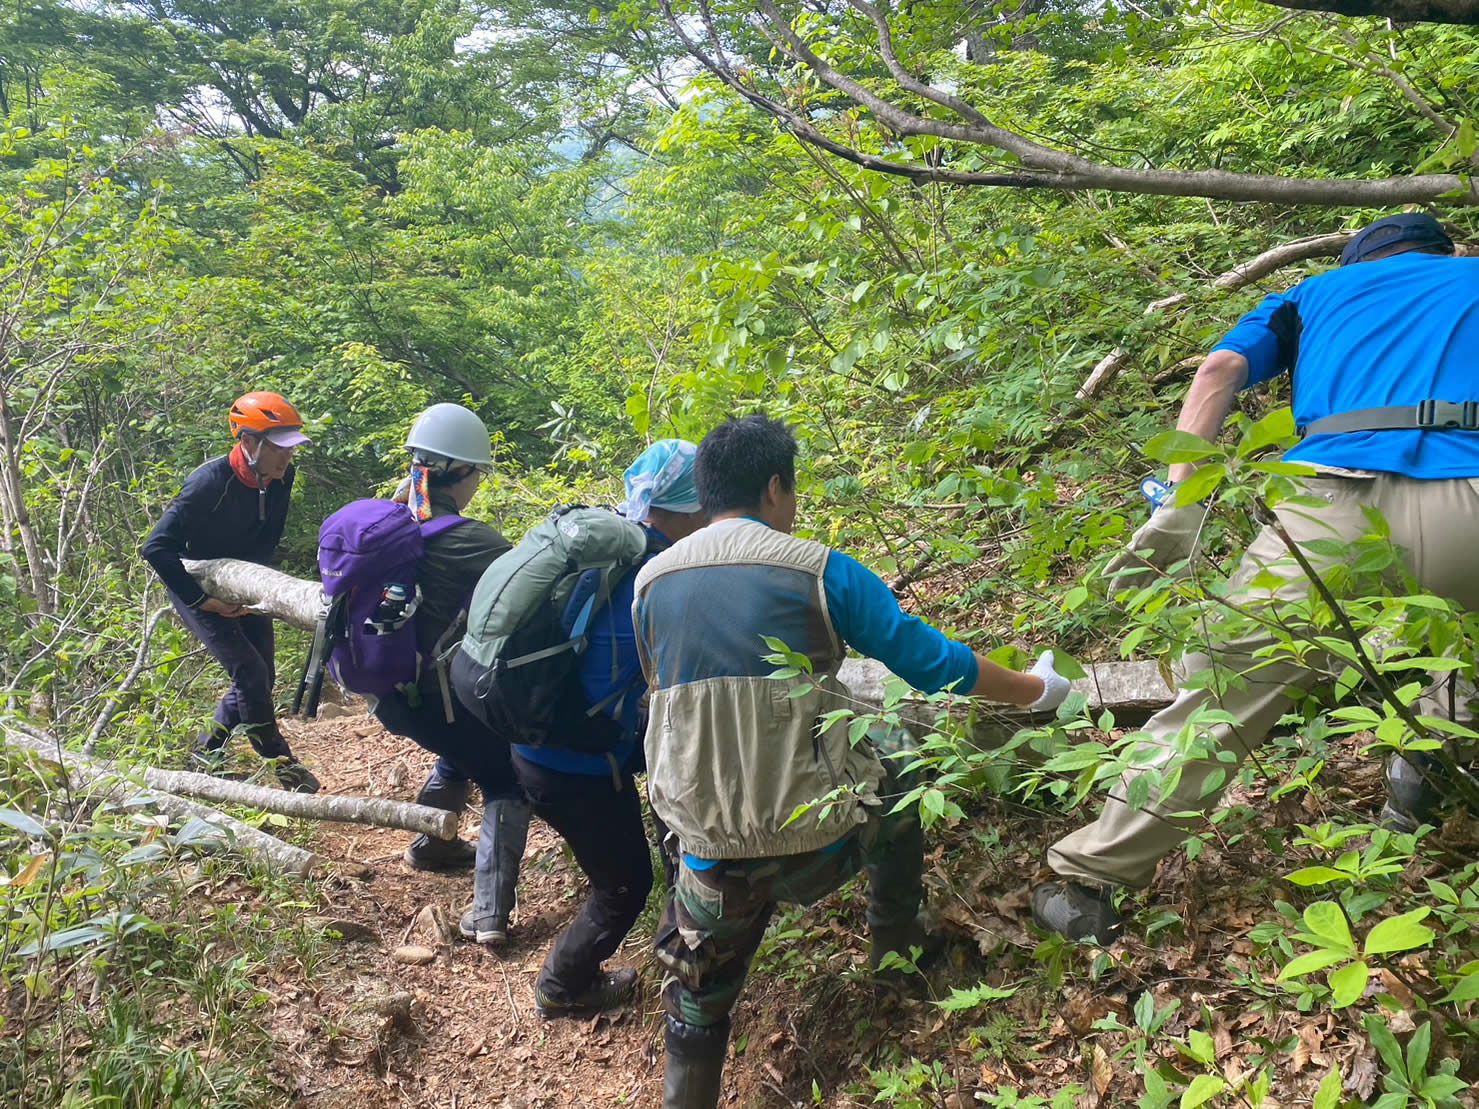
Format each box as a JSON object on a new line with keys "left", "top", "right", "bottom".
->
{"left": 1416, "top": 400, "right": 1479, "bottom": 430}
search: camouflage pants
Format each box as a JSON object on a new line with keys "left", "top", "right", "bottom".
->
{"left": 654, "top": 728, "right": 925, "bottom": 1028}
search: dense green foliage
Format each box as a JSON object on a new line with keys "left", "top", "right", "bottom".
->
{"left": 2, "top": 0, "right": 1478, "bottom": 1104}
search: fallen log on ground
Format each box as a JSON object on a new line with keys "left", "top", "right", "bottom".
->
{"left": 4, "top": 723, "right": 317, "bottom": 876}
{"left": 12, "top": 722, "right": 456, "bottom": 840}
{"left": 137, "top": 765, "right": 458, "bottom": 839}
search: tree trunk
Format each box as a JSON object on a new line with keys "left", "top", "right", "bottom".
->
{"left": 183, "top": 558, "right": 321, "bottom": 630}
{"left": 4, "top": 724, "right": 317, "bottom": 875}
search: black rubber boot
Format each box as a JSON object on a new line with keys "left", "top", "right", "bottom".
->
{"left": 1381, "top": 752, "right": 1456, "bottom": 833}
{"left": 1031, "top": 881, "right": 1123, "bottom": 943}
{"left": 273, "top": 758, "right": 322, "bottom": 794}
{"left": 460, "top": 798, "right": 530, "bottom": 945}
{"left": 662, "top": 1014, "right": 729, "bottom": 1109}
{"left": 535, "top": 967, "right": 638, "bottom": 1019}
{"left": 868, "top": 915, "right": 945, "bottom": 979}
{"left": 405, "top": 767, "right": 476, "bottom": 871}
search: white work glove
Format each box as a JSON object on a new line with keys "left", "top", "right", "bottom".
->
{"left": 1102, "top": 501, "right": 1209, "bottom": 591}
{"left": 1027, "top": 650, "right": 1071, "bottom": 713}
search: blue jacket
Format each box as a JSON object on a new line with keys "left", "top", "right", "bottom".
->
{"left": 1212, "top": 252, "right": 1479, "bottom": 479}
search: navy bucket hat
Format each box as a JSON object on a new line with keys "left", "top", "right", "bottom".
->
{"left": 1340, "top": 212, "right": 1454, "bottom": 266}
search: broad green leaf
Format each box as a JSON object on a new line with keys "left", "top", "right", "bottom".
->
{"left": 1364, "top": 908, "right": 1435, "bottom": 955}
{"left": 1328, "top": 960, "right": 1369, "bottom": 1008}
{"left": 1144, "top": 430, "right": 1218, "bottom": 465}
{"left": 1179, "top": 1074, "right": 1225, "bottom": 1109}
{"left": 1419, "top": 1074, "right": 1469, "bottom": 1101}
{"left": 1175, "top": 463, "right": 1225, "bottom": 505}
{"left": 1285, "top": 866, "right": 1348, "bottom": 886}
{"left": 1186, "top": 1028, "right": 1216, "bottom": 1066}
{"left": 1280, "top": 948, "right": 1349, "bottom": 979}
{"left": 1363, "top": 1013, "right": 1407, "bottom": 1078}
{"left": 0, "top": 808, "right": 48, "bottom": 840}
{"left": 1440, "top": 971, "right": 1479, "bottom": 1004}
{"left": 1405, "top": 1021, "right": 1431, "bottom": 1087}
{"left": 1312, "top": 1065, "right": 1343, "bottom": 1109}
{"left": 1303, "top": 901, "right": 1353, "bottom": 950}
{"left": 1236, "top": 406, "right": 1296, "bottom": 458}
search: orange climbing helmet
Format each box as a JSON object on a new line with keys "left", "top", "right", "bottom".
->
{"left": 228, "top": 391, "right": 311, "bottom": 447}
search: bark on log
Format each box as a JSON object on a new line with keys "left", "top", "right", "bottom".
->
{"left": 15, "top": 719, "right": 455, "bottom": 839}
{"left": 140, "top": 765, "right": 458, "bottom": 839}
{"left": 4, "top": 723, "right": 317, "bottom": 875}
{"left": 186, "top": 558, "right": 1180, "bottom": 746}
{"left": 182, "top": 558, "right": 321, "bottom": 630}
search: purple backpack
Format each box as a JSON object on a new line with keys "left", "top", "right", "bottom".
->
{"left": 307, "top": 499, "right": 468, "bottom": 709}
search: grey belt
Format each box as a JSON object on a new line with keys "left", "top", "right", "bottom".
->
{"left": 1300, "top": 400, "right": 1479, "bottom": 438}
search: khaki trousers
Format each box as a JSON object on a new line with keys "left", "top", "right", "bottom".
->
{"left": 1049, "top": 474, "right": 1479, "bottom": 890}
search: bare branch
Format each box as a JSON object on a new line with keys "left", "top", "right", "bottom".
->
{"left": 1077, "top": 231, "right": 1357, "bottom": 399}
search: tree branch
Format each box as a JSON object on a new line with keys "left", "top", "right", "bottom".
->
{"left": 1255, "top": 0, "right": 1479, "bottom": 24}
{"left": 666, "top": 0, "right": 1479, "bottom": 206}
{"left": 1076, "top": 231, "right": 1357, "bottom": 399}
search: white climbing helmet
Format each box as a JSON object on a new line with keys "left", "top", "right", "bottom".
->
{"left": 405, "top": 403, "right": 494, "bottom": 468}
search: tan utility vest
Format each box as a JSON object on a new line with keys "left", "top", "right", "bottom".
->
{"left": 633, "top": 517, "right": 886, "bottom": 859}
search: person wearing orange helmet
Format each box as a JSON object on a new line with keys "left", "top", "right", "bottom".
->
{"left": 142, "top": 391, "right": 319, "bottom": 792}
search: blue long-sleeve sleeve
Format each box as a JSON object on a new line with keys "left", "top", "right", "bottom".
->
{"left": 822, "top": 550, "right": 978, "bottom": 694}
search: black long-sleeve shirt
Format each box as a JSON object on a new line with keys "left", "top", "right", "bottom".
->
{"left": 141, "top": 454, "right": 295, "bottom": 607}
{"left": 417, "top": 491, "right": 511, "bottom": 655}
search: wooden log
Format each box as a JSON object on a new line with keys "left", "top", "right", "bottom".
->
{"left": 185, "top": 559, "right": 1181, "bottom": 743}
{"left": 10, "top": 721, "right": 456, "bottom": 841}
{"left": 182, "top": 558, "right": 321, "bottom": 630}
{"left": 4, "top": 724, "right": 317, "bottom": 875}
{"left": 140, "top": 764, "right": 458, "bottom": 840}
{"left": 838, "top": 657, "right": 1176, "bottom": 747}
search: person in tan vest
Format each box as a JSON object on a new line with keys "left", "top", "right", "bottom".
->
{"left": 633, "top": 414, "right": 1070, "bottom": 1109}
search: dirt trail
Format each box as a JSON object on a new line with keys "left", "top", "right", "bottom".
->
{"left": 273, "top": 709, "right": 667, "bottom": 1109}
{"left": 258, "top": 710, "right": 1442, "bottom": 1109}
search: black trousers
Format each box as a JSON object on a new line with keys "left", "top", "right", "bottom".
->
{"left": 512, "top": 753, "right": 653, "bottom": 1000}
{"left": 373, "top": 683, "right": 520, "bottom": 801}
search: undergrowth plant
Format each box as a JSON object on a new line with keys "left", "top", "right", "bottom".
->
{"left": 0, "top": 748, "right": 321, "bottom": 1107}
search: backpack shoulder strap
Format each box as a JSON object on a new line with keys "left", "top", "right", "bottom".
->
{"left": 419, "top": 513, "right": 472, "bottom": 538}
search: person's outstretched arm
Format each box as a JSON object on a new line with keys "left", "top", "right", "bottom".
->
{"left": 824, "top": 551, "right": 1066, "bottom": 709}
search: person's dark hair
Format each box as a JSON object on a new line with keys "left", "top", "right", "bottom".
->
{"left": 427, "top": 464, "right": 476, "bottom": 488}
{"left": 696, "top": 415, "right": 797, "bottom": 514}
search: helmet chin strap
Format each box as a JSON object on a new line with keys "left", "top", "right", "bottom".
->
{"left": 240, "top": 434, "right": 268, "bottom": 519}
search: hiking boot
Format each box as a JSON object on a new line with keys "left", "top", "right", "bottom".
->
{"left": 868, "top": 915, "right": 946, "bottom": 980}
{"left": 535, "top": 967, "right": 638, "bottom": 1019}
{"left": 458, "top": 907, "right": 509, "bottom": 946}
{"left": 1031, "top": 881, "right": 1124, "bottom": 944}
{"left": 274, "top": 759, "right": 321, "bottom": 794}
{"left": 405, "top": 835, "right": 477, "bottom": 871}
{"left": 663, "top": 1014, "right": 729, "bottom": 1109}
{"left": 406, "top": 764, "right": 475, "bottom": 870}
{"left": 1381, "top": 751, "right": 1458, "bottom": 833}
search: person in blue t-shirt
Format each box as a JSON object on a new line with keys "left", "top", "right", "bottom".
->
{"left": 1033, "top": 213, "right": 1479, "bottom": 944}
{"left": 515, "top": 440, "right": 708, "bottom": 1020}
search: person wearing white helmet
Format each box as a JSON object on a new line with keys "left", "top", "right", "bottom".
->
{"left": 371, "top": 403, "right": 532, "bottom": 947}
